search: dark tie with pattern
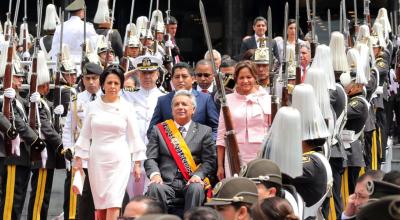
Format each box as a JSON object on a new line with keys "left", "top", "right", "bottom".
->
{"left": 90, "top": 93, "right": 97, "bottom": 101}
{"left": 178, "top": 126, "right": 186, "bottom": 138}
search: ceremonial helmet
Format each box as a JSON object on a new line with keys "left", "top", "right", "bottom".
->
{"left": 94, "top": 0, "right": 110, "bottom": 24}
{"left": 136, "top": 16, "right": 149, "bottom": 39}
{"left": 329, "top": 31, "right": 349, "bottom": 73}
{"left": 291, "top": 84, "right": 330, "bottom": 141}
{"left": 285, "top": 44, "right": 296, "bottom": 79}
{"left": 96, "top": 35, "right": 113, "bottom": 54}
{"left": 60, "top": 44, "right": 77, "bottom": 75}
{"left": 371, "top": 22, "right": 387, "bottom": 48}
{"left": 252, "top": 41, "right": 269, "bottom": 65}
{"left": 124, "top": 23, "right": 141, "bottom": 48}
{"left": 0, "top": 21, "right": 3, "bottom": 34}
{"left": 82, "top": 39, "right": 101, "bottom": 66}
{"left": 150, "top": 10, "right": 165, "bottom": 33}
{"left": 260, "top": 107, "right": 303, "bottom": 178}
{"left": 311, "top": 44, "right": 336, "bottom": 90}
{"left": 18, "top": 22, "right": 31, "bottom": 46}
{"left": 43, "top": 4, "right": 60, "bottom": 31}
{"left": 28, "top": 51, "right": 50, "bottom": 86}
{"left": 13, "top": 55, "right": 25, "bottom": 77}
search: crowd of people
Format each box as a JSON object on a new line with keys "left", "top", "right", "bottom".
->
{"left": 0, "top": 0, "right": 400, "bottom": 219}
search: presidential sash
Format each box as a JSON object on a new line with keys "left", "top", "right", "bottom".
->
{"left": 157, "top": 119, "right": 211, "bottom": 190}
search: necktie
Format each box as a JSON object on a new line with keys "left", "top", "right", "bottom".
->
{"left": 202, "top": 89, "right": 208, "bottom": 94}
{"left": 178, "top": 126, "right": 186, "bottom": 138}
{"left": 90, "top": 94, "right": 97, "bottom": 101}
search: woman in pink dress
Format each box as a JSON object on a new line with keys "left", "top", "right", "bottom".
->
{"left": 217, "top": 60, "right": 271, "bottom": 180}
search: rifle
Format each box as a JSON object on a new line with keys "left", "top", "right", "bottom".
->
{"left": 295, "top": 0, "right": 301, "bottom": 85}
{"left": 142, "top": 0, "right": 154, "bottom": 55}
{"left": 353, "top": 0, "right": 358, "bottom": 35}
{"left": 29, "top": 0, "right": 43, "bottom": 162}
{"left": 199, "top": 0, "right": 241, "bottom": 176}
{"left": 21, "top": 0, "right": 30, "bottom": 61}
{"left": 3, "top": 0, "right": 20, "bottom": 156}
{"left": 120, "top": 0, "right": 135, "bottom": 72}
{"left": 4, "top": 0, "right": 13, "bottom": 41}
{"left": 328, "top": 9, "right": 331, "bottom": 42}
{"left": 53, "top": 10, "right": 64, "bottom": 134}
{"left": 281, "top": 3, "right": 289, "bottom": 107}
{"left": 363, "top": 0, "right": 371, "bottom": 29}
{"left": 162, "top": 0, "right": 173, "bottom": 92}
{"left": 81, "top": 4, "right": 86, "bottom": 72}
{"left": 343, "top": 0, "right": 353, "bottom": 48}
{"left": 306, "top": 0, "right": 311, "bottom": 35}
{"left": 104, "top": 0, "right": 116, "bottom": 68}
{"left": 268, "top": 7, "right": 278, "bottom": 122}
{"left": 310, "top": 0, "right": 317, "bottom": 59}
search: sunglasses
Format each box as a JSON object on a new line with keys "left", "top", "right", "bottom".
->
{"left": 196, "top": 72, "right": 212, "bottom": 78}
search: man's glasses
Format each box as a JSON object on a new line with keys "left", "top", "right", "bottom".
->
{"left": 117, "top": 217, "right": 135, "bottom": 220}
{"left": 196, "top": 73, "right": 212, "bottom": 78}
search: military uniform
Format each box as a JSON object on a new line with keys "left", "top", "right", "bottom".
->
{"left": 28, "top": 96, "right": 64, "bottom": 220}
{"left": 364, "top": 69, "right": 378, "bottom": 170}
{"left": 0, "top": 94, "right": 41, "bottom": 220}
{"left": 96, "top": 28, "right": 123, "bottom": 59}
{"left": 342, "top": 93, "right": 369, "bottom": 194}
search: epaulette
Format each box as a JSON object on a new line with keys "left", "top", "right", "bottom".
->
{"left": 302, "top": 151, "right": 315, "bottom": 163}
{"left": 71, "top": 94, "right": 77, "bottom": 102}
{"left": 376, "top": 58, "right": 386, "bottom": 68}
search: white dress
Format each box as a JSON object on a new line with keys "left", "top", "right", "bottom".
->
{"left": 74, "top": 97, "right": 146, "bottom": 209}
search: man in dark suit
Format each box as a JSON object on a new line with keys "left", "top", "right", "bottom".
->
{"left": 147, "top": 62, "right": 219, "bottom": 139}
{"left": 145, "top": 90, "right": 216, "bottom": 212}
{"left": 239, "top": 16, "right": 280, "bottom": 66}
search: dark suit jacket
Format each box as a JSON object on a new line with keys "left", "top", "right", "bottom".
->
{"left": 239, "top": 35, "right": 280, "bottom": 64}
{"left": 147, "top": 90, "right": 219, "bottom": 139}
{"left": 145, "top": 121, "right": 216, "bottom": 184}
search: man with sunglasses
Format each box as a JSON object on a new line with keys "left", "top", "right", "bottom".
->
{"left": 194, "top": 59, "right": 215, "bottom": 94}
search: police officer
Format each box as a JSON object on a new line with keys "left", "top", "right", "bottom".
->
{"left": 0, "top": 59, "right": 46, "bottom": 220}
{"left": 62, "top": 62, "right": 103, "bottom": 220}
{"left": 205, "top": 177, "right": 259, "bottom": 220}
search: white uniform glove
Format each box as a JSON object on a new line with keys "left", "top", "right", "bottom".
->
{"left": 53, "top": 104, "right": 64, "bottom": 115}
{"left": 4, "top": 88, "right": 16, "bottom": 99}
{"left": 30, "top": 92, "right": 41, "bottom": 103}
{"left": 165, "top": 40, "right": 174, "bottom": 48}
{"left": 376, "top": 86, "right": 384, "bottom": 95}
{"left": 11, "top": 135, "right": 20, "bottom": 156}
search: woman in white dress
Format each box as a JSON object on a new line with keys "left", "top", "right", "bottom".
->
{"left": 73, "top": 65, "right": 146, "bottom": 220}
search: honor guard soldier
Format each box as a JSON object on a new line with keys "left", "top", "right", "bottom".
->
{"left": 339, "top": 55, "right": 369, "bottom": 194}
{"left": 123, "top": 55, "right": 164, "bottom": 196}
{"left": 371, "top": 30, "right": 390, "bottom": 166}
{"left": 252, "top": 40, "right": 272, "bottom": 93}
{"left": 55, "top": 44, "right": 79, "bottom": 127}
{"left": 164, "top": 16, "right": 182, "bottom": 64}
{"left": 27, "top": 51, "right": 64, "bottom": 220}
{"left": 0, "top": 55, "right": 46, "bottom": 220}
{"left": 150, "top": 10, "right": 166, "bottom": 58}
{"left": 94, "top": 0, "right": 123, "bottom": 59}
{"left": 291, "top": 84, "right": 333, "bottom": 219}
{"left": 40, "top": 4, "right": 60, "bottom": 60}
{"left": 121, "top": 23, "right": 141, "bottom": 72}
{"left": 51, "top": 0, "right": 98, "bottom": 73}
{"left": 97, "top": 35, "right": 116, "bottom": 68}
{"left": 62, "top": 62, "right": 103, "bottom": 220}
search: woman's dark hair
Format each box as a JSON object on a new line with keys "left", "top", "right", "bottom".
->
{"left": 100, "top": 65, "right": 125, "bottom": 93}
{"left": 234, "top": 60, "right": 257, "bottom": 82}
{"left": 251, "top": 197, "right": 299, "bottom": 220}
{"left": 288, "top": 19, "right": 296, "bottom": 26}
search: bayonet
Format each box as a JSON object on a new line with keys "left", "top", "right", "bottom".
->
{"left": 328, "top": 9, "right": 331, "bottom": 42}
{"left": 310, "top": 0, "right": 317, "bottom": 58}
{"left": 129, "top": 0, "right": 135, "bottom": 24}
{"left": 199, "top": 0, "right": 241, "bottom": 176}
{"left": 354, "top": 0, "right": 358, "bottom": 34}
{"left": 81, "top": 4, "right": 86, "bottom": 72}
{"left": 340, "top": 1, "right": 343, "bottom": 32}
{"left": 306, "top": 0, "right": 311, "bottom": 32}
{"left": 363, "top": 0, "right": 371, "bottom": 27}
{"left": 295, "top": 0, "right": 301, "bottom": 84}
{"left": 268, "top": 6, "right": 278, "bottom": 122}
{"left": 281, "top": 2, "right": 289, "bottom": 107}
{"left": 54, "top": 9, "right": 64, "bottom": 133}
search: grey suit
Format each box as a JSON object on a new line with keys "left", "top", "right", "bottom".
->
{"left": 145, "top": 121, "right": 215, "bottom": 212}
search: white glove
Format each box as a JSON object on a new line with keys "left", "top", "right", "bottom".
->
{"left": 165, "top": 40, "right": 174, "bottom": 48}
{"left": 23, "top": 51, "right": 31, "bottom": 59}
{"left": 11, "top": 135, "right": 20, "bottom": 156}
{"left": 376, "top": 86, "right": 384, "bottom": 95}
{"left": 54, "top": 104, "right": 64, "bottom": 115}
{"left": 41, "top": 148, "right": 48, "bottom": 168}
{"left": 30, "top": 92, "right": 41, "bottom": 103}
{"left": 4, "top": 88, "right": 16, "bottom": 99}
{"left": 397, "top": 37, "right": 400, "bottom": 47}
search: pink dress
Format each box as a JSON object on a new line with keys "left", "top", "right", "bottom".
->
{"left": 217, "top": 87, "right": 271, "bottom": 177}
